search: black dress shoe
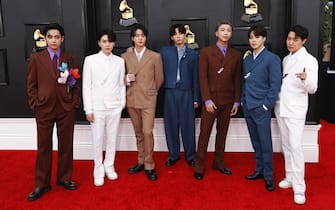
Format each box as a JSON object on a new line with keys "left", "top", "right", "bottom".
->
{"left": 213, "top": 167, "right": 232, "bottom": 175}
{"left": 144, "top": 169, "right": 158, "bottom": 181}
{"left": 245, "top": 171, "right": 264, "bottom": 180}
{"left": 187, "top": 160, "right": 195, "bottom": 167}
{"left": 193, "top": 172, "right": 204, "bottom": 180}
{"left": 265, "top": 180, "right": 275, "bottom": 191}
{"left": 27, "top": 186, "right": 51, "bottom": 201}
{"left": 56, "top": 180, "right": 77, "bottom": 190}
{"left": 165, "top": 158, "right": 180, "bottom": 166}
{"left": 128, "top": 163, "right": 144, "bottom": 174}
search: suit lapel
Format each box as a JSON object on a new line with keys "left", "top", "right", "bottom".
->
{"left": 211, "top": 45, "right": 224, "bottom": 61}
{"left": 40, "top": 50, "right": 58, "bottom": 79}
{"left": 135, "top": 49, "right": 151, "bottom": 73}
{"left": 246, "top": 49, "right": 267, "bottom": 73}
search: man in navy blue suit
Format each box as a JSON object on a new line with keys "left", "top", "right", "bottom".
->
{"left": 160, "top": 24, "right": 200, "bottom": 167}
{"left": 241, "top": 25, "right": 281, "bottom": 191}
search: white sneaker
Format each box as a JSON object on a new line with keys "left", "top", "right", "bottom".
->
{"left": 94, "top": 177, "right": 104, "bottom": 186}
{"left": 105, "top": 168, "right": 118, "bottom": 180}
{"left": 278, "top": 179, "right": 292, "bottom": 189}
{"left": 294, "top": 193, "right": 306, "bottom": 205}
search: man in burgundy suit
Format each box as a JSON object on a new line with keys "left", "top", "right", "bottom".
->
{"left": 27, "top": 23, "right": 80, "bottom": 201}
{"left": 194, "top": 20, "right": 241, "bottom": 180}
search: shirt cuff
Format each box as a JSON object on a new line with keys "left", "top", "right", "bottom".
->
{"left": 234, "top": 102, "right": 240, "bottom": 107}
{"left": 204, "top": 100, "right": 213, "bottom": 106}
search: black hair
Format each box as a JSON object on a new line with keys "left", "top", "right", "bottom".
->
{"left": 170, "top": 24, "right": 186, "bottom": 36}
{"left": 130, "top": 24, "right": 147, "bottom": 37}
{"left": 43, "top": 23, "right": 65, "bottom": 36}
{"left": 248, "top": 25, "right": 267, "bottom": 38}
{"left": 288, "top": 25, "right": 309, "bottom": 40}
{"left": 98, "top": 29, "right": 116, "bottom": 42}
{"left": 215, "top": 20, "right": 233, "bottom": 32}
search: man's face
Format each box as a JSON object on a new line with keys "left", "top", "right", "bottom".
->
{"left": 215, "top": 24, "right": 232, "bottom": 43}
{"left": 98, "top": 35, "right": 115, "bottom": 55}
{"left": 286, "top": 31, "right": 306, "bottom": 54}
{"left": 45, "top": 29, "right": 64, "bottom": 51}
{"left": 248, "top": 32, "right": 266, "bottom": 51}
{"left": 132, "top": 29, "right": 146, "bottom": 48}
{"left": 171, "top": 28, "right": 185, "bottom": 45}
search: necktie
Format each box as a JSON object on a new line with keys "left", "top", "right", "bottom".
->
{"left": 52, "top": 54, "right": 58, "bottom": 71}
{"left": 176, "top": 49, "right": 183, "bottom": 82}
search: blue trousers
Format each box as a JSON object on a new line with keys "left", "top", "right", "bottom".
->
{"left": 243, "top": 105, "right": 274, "bottom": 181}
{"left": 164, "top": 87, "right": 195, "bottom": 161}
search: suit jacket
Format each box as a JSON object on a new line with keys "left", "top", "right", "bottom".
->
{"left": 160, "top": 46, "right": 200, "bottom": 103}
{"left": 241, "top": 48, "right": 281, "bottom": 110}
{"left": 27, "top": 49, "right": 81, "bottom": 113}
{"left": 82, "top": 51, "right": 126, "bottom": 114}
{"left": 121, "top": 48, "right": 164, "bottom": 109}
{"left": 275, "top": 47, "right": 318, "bottom": 119}
{"left": 199, "top": 45, "right": 241, "bottom": 105}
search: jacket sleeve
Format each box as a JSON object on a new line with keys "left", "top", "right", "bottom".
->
{"left": 264, "top": 54, "right": 282, "bottom": 109}
{"left": 119, "top": 59, "right": 126, "bottom": 108}
{"left": 71, "top": 55, "right": 81, "bottom": 108}
{"left": 82, "top": 57, "right": 93, "bottom": 114}
{"left": 233, "top": 52, "right": 242, "bottom": 102}
{"left": 198, "top": 48, "right": 211, "bottom": 102}
{"left": 27, "top": 53, "right": 38, "bottom": 111}
{"left": 192, "top": 52, "right": 201, "bottom": 104}
{"left": 154, "top": 54, "right": 164, "bottom": 90}
{"left": 302, "top": 56, "right": 318, "bottom": 94}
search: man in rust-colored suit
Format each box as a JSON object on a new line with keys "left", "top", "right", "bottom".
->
{"left": 27, "top": 23, "right": 80, "bottom": 201}
{"left": 122, "top": 24, "right": 163, "bottom": 181}
{"left": 194, "top": 20, "right": 241, "bottom": 180}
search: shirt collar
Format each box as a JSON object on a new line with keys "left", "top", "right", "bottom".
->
{"left": 47, "top": 47, "right": 61, "bottom": 60}
{"left": 135, "top": 47, "right": 146, "bottom": 57}
{"left": 216, "top": 42, "right": 227, "bottom": 56}
{"left": 253, "top": 46, "right": 265, "bottom": 59}
{"left": 288, "top": 46, "right": 306, "bottom": 60}
{"left": 99, "top": 51, "right": 114, "bottom": 60}
{"left": 175, "top": 45, "right": 186, "bottom": 53}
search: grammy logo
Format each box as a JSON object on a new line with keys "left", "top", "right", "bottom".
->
{"left": 184, "top": 25, "right": 199, "bottom": 50}
{"left": 33, "top": 28, "right": 47, "bottom": 52}
{"left": 119, "top": 0, "right": 138, "bottom": 27}
{"left": 241, "top": 0, "right": 263, "bottom": 23}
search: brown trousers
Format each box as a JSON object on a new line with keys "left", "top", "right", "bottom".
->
{"left": 34, "top": 101, "right": 76, "bottom": 188}
{"left": 127, "top": 107, "right": 155, "bottom": 170}
{"left": 195, "top": 104, "right": 232, "bottom": 173}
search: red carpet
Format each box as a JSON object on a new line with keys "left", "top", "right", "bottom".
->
{"left": 0, "top": 120, "right": 334, "bottom": 210}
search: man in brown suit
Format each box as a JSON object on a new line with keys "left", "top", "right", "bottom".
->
{"left": 194, "top": 20, "right": 241, "bottom": 180}
{"left": 27, "top": 23, "right": 80, "bottom": 201}
{"left": 121, "top": 24, "right": 164, "bottom": 181}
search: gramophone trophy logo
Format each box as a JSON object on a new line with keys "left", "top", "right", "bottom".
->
{"left": 184, "top": 25, "right": 199, "bottom": 50}
{"left": 241, "top": 0, "right": 263, "bottom": 23}
{"left": 33, "top": 28, "right": 47, "bottom": 52}
{"left": 119, "top": 0, "right": 138, "bottom": 27}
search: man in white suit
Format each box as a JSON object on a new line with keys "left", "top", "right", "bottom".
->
{"left": 82, "top": 29, "right": 126, "bottom": 186}
{"left": 275, "top": 25, "right": 318, "bottom": 205}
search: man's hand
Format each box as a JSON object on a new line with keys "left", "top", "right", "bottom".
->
{"left": 230, "top": 104, "right": 239, "bottom": 116}
{"left": 205, "top": 102, "right": 217, "bottom": 114}
{"left": 86, "top": 113, "right": 94, "bottom": 123}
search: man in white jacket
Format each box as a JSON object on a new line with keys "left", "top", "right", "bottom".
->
{"left": 82, "top": 29, "right": 126, "bottom": 186}
{"left": 275, "top": 25, "right": 318, "bottom": 205}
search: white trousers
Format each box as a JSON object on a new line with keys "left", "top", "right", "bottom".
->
{"left": 276, "top": 114, "right": 306, "bottom": 193}
{"left": 90, "top": 108, "right": 122, "bottom": 179}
